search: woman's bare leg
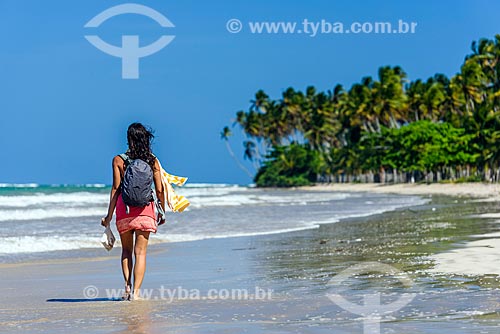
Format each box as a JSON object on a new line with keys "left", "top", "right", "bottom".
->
{"left": 120, "top": 230, "right": 134, "bottom": 297}
{"left": 133, "top": 230, "right": 150, "bottom": 298}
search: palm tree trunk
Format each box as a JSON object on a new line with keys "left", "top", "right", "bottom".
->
{"left": 224, "top": 141, "right": 253, "bottom": 178}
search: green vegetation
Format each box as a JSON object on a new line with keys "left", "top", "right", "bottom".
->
{"left": 254, "top": 144, "right": 321, "bottom": 187}
{"left": 222, "top": 35, "right": 500, "bottom": 186}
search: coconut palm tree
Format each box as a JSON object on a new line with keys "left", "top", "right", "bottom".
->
{"left": 220, "top": 126, "right": 253, "bottom": 178}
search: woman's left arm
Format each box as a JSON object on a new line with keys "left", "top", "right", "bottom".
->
{"left": 101, "top": 156, "right": 122, "bottom": 227}
{"left": 153, "top": 158, "right": 166, "bottom": 224}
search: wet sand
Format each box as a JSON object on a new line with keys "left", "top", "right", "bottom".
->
{"left": 3, "top": 191, "right": 500, "bottom": 333}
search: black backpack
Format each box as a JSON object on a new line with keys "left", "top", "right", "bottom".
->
{"left": 119, "top": 153, "right": 154, "bottom": 208}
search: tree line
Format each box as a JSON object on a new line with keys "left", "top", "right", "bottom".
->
{"left": 222, "top": 35, "right": 500, "bottom": 186}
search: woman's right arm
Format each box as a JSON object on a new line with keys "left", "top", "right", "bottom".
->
{"left": 101, "top": 156, "right": 122, "bottom": 227}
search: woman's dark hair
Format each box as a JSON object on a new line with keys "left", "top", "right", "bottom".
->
{"left": 127, "top": 123, "right": 156, "bottom": 168}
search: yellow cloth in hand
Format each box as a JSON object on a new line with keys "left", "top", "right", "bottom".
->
{"left": 158, "top": 161, "right": 190, "bottom": 213}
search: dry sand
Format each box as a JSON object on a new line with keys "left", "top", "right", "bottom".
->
{"left": 428, "top": 232, "right": 500, "bottom": 276}
{"left": 305, "top": 182, "right": 500, "bottom": 276}
{"left": 302, "top": 182, "right": 500, "bottom": 199}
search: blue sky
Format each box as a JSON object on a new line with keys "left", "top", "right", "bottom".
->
{"left": 0, "top": 0, "right": 499, "bottom": 185}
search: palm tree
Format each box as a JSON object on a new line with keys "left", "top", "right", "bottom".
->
{"left": 220, "top": 126, "right": 253, "bottom": 178}
{"left": 406, "top": 79, "right": 425, "bottom": 122}
{"left": 371, "top": 66, "right": 408, "bottom": 129}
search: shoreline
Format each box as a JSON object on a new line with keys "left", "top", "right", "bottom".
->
{"left": 2, "top": 192, "right": 500, "bottom": 332}
{"left": 301, "top": 182, "right": 500, "bottom": 198}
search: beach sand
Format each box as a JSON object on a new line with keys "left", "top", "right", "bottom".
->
{"left": 428, "top": 231, "right": 500, "bottom": 276}
{"left": 3, "top": 184, "right": 500, "bottom": 333}
{"left": 303, "top": 183, "right": 500, "bottom": 278}
{"left": 302, "top": 182, "right": 500, "bottom": 198}
{"left": 2, "top": 234, "right": 366, "bottom": 334}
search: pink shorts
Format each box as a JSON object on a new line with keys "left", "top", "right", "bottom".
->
{"left": 116, "top": 216, "right": 157, "bottom": 234}
{"left": 115, "top": 194, "right": 157, "bottom": 234}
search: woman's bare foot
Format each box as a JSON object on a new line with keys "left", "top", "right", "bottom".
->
{"left": 132, "top": 290, "right": 144, "bottom": 301}
{"left": 122, "top": 285, "right": 131, "bottom": 301}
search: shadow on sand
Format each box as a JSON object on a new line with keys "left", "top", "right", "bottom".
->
{"left": 46, "top": 298, "right": 122, "bottom": 302}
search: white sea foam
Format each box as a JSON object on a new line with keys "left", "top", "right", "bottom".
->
{"left": 0, "top": 235, "right": 100, "bottom": 254}
{"left": 0, "top": 192, "right": 108, "bottom": 208}
{"left": 176, "top": 187, "right": 246, "bottom": 198}
{"left": 84, "top": 184, "right": 107, "bottom": 188}
{"left": 183, "top": 183, "right": 240, "bottom": 188}
{"left": 0, "top": 183, "right": 108, "bottom": 188}
{"left": 187, "top": 191, "right": 351, "bottom": 208}
{"left": 0, "top": 183, "right": 39, "bottom": 188}
{"left": 155, "top": 224, "right": 326, "bottom": 243}
{"left": 0, "top": 207, "right": 105, "bottom": 222}
{"left": 0, "top": 188, "right": 349, "bottom": 218}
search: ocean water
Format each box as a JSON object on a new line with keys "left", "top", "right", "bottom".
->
{"left": 0, "top": 183, "right": 427, "bottom": 261}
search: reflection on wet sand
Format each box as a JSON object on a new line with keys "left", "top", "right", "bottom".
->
{"left": 115, "top": 300, "right": 153, "bottom": 334}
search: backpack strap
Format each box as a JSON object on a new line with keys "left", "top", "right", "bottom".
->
{"left": 118, "top": 153, "right": 133, "bottom": 213}
{"left": 118, "top": 153, "right": 133, "bottom": 168}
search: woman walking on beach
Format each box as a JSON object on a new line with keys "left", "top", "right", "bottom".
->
{"left": 101, "top": 123, "right": 166, "bottom": 300}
